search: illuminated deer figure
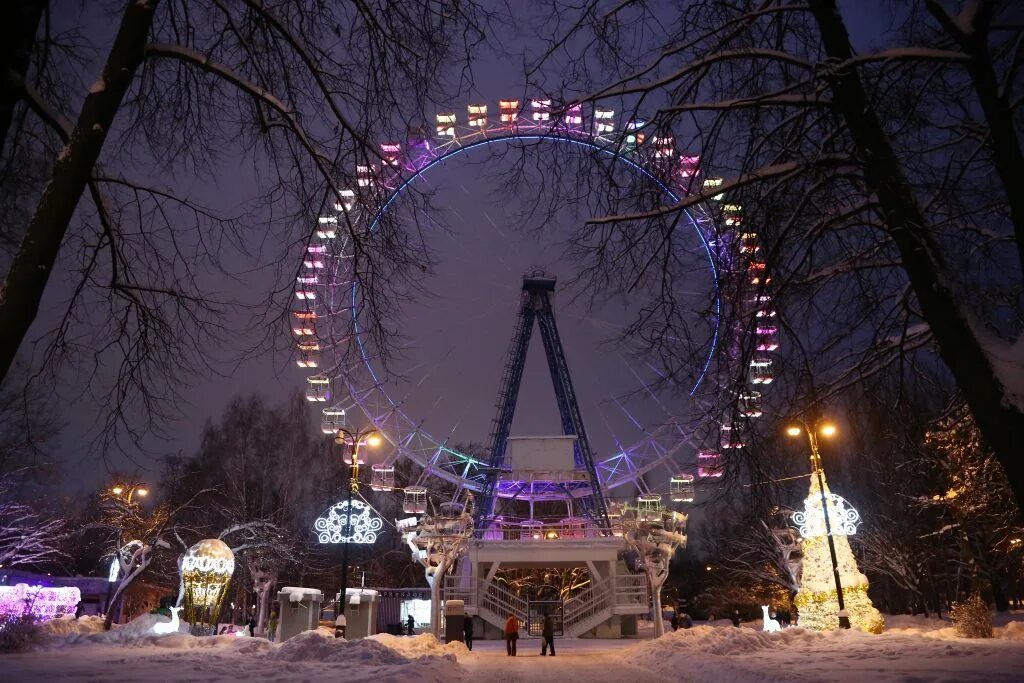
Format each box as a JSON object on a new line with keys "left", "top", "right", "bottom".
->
{"left": 153, "top": 606, "right": 181, "bottom": 635}
{"left": 761, "top": 605, "right": 781, "bottom": 633}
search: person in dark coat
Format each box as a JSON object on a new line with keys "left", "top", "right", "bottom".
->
{"left": 670, "top": 612, "right": 679, "bottom": 631}
{"left": 731, "top": 609, "right": 741, "bottom": 627}
{"left": 407, "top": 613, "right": 415, "bottom": 635}
{"left": 463, "top": 615, "right": 474, "bottom": 651}
{"left": 540, "top": 614, "right": 556, "bottom": 656}
{"left": 247, "top": 612, "right": 257, "bottom": 637}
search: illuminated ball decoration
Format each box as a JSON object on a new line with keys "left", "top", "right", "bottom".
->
{"left": 792, "top": 475, "right": 883, "bottom": 634}
{"left": 182, "top": 539, "right": 235, "bottom": 634}
{"left": 314, "top": 500, "right": 383, "bottom": 544}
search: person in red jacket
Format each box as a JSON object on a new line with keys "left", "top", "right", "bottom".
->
{"left": 504, "top": 614, "right": 520, "bottom": 656}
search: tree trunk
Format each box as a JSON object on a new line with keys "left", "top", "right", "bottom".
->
{"left": 0, "top": 0, "right": 46, "bottom": 157}
{"left": 253, "top": 570, "right": 276, "bottom": 635}
{"left": 0, "top": 0, "right": 160, "bottom": 384}
{"left": 807, "top": 0, "right": 1024, "bottom": 509}
{"left": 428, "top": 558, "right": 449, "bottom": 639}
{"left": 645, "top": 563, "right": 667, "bottom": 638}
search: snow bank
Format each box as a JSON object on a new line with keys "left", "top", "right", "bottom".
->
{"left": 628, "top": 622, "right": 1024, "bottom": 683}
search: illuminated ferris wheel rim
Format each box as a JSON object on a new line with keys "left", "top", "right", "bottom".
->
{"left": 298, "top": 103, "right": 776, "bottom": 502}
{"left": 344, "top": 128, "right": 720, "bottom": 498}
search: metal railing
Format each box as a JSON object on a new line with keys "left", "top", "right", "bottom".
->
{"left": 443, "top": 572, "right": 649, "bottom": 634}
{"left": 614, "top": 573, "right": 648, "bottom": 606}
{"left": 475, "top": 521, "right": 618, "bottom": 541}
{"left": 562, "top": 576, "right": 613, "bottom": 634}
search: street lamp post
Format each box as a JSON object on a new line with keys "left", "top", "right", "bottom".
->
{"left": 786, "top": 420, "right": 851, "bottom": 629}
{"left": 105, "top": 483, "right": 149, "bottom": 620}
{"left": 334, "top": 427, "right": 381, "bottom": 621}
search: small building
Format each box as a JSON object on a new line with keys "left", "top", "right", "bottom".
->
{"left": 338, "top": 588, "right": 379, "bottom": 640}
{"left": 374, "top": 588, "right": 431, "bottom": 635}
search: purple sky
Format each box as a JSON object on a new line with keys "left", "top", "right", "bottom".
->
{"left": 36, "top": 1, "right": 887, "bottom": 497}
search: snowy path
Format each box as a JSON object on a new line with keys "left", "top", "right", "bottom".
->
{"left": 12, "top": 614, "right": 1024, "bottom": 682}
{"left": 456, "top": 638, "right": 671, "bottom": 683}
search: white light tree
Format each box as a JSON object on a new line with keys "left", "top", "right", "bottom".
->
{"left": 620, "top": 497, "right": 688, "bottom": 637}
{"left": 793, "top": 474, "right": 884, "bottom": 633}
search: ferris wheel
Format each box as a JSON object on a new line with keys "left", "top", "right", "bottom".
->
{"left": 292, "top": 98, "right": 778, "bottom": 512}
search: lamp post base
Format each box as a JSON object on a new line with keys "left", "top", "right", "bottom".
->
{"left": 838, "top": 610, "right": 851, "bottom": 629}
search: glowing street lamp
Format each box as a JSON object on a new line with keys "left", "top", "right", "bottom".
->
{"left": 110, "top": 482, "right": 149, "bottom": 504}
{"left": 333, "top": 427, "right": 383, "bottom": 602}
{"left": 786, "top": 418, "right": 849, "bottom": 629}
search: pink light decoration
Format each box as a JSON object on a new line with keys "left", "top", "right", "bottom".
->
{"left": 0, "top": 583, "right": 81, "bottom": 620}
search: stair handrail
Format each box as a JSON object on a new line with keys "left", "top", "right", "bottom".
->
{"left": 562, "top": 575, "right": 614, "bottom": 632}
{"left": 480, "top": 578, "right": 527, "bottom": 624}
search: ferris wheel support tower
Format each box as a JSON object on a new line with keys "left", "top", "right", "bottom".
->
{"left": 477, "top": 272, "right": 610, "bottom": 530}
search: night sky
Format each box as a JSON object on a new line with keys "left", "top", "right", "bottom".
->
{"left": 38, "top": 0, "right": 885, "bottom": 496}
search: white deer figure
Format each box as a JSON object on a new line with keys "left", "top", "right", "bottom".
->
{"left": 153, "top": 606, "right": 182, "bottom": 635}
{"left": 761, "top": 605, "right": 781, "bottom": 633}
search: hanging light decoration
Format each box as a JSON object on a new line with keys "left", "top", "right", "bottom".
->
{"left": 313, "top": 499, "right": 383, "bottom": 544}
{"left": 792, "top": 491, "right": 861, "bottom": 538}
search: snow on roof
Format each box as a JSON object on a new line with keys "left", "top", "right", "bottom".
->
{"left": 280, "top": 586, "right": 323, "bottom": 602}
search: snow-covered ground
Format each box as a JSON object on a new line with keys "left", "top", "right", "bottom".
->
{"left": 4, "top": 612, "right": 1024, "bottom": 682}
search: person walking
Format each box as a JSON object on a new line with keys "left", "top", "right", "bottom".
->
{"left": 540, "top": 614, "right": 556, "bottom": 656}
{"left": 335, "top": 612, "right": 347, "bottom": 638}
{"left": 246, "top": 611, "right": 257, "bottom": 638}
{"left": 504, "top": 614, "right": 520, "bottom": 656}
{"left": 406, "top": 613, "right": 416, "bottom": 635}
{"left": 267, "top": 610, "right": 278, "bottom": 642}
{"left": 463, "top": 615, "right": 474, "bottom": 651}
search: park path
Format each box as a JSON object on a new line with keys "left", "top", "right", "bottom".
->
{"left": 455, "top": 638, "right": 671, "bottom": 683}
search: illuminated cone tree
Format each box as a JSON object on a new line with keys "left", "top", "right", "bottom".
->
{"left": 793, "top": 473, "right": 883, "bottom": 633}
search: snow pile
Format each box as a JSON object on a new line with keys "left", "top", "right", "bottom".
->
{"left": 368, "top": 632, "right": 469, "bottom": 656}
{"left": 265, "top": 631, "right": 463, "bottom": 683}
{"left": 999, "top": 620, "right": 1024, "bottom": 641}
{"left": 269, "top": 631, "right": 410, "bottom": 664}
{"left": 37, "top": 615, "right": 105, "bottom": 637}
{"left": 42, "top": 612, "right": 275, "bottom": 653}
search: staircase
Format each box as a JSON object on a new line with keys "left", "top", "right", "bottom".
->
{"left": 562, "top": 576, "right": 614, "bottom": 637}
{"left": 444, "top": 573, "right": 649, "bottom": 638}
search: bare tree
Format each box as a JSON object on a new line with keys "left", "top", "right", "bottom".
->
{"left": 0, "top": 0, "right": 491, "bottom": 450}
{"left": 96, "top": 485, "right": 210, "bottom": 629}
{"left": 0, "top": 471, "right": 64, "bottom": 569}
{"left": 526, "top": 1, "right": 1024, "bottom": 504}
